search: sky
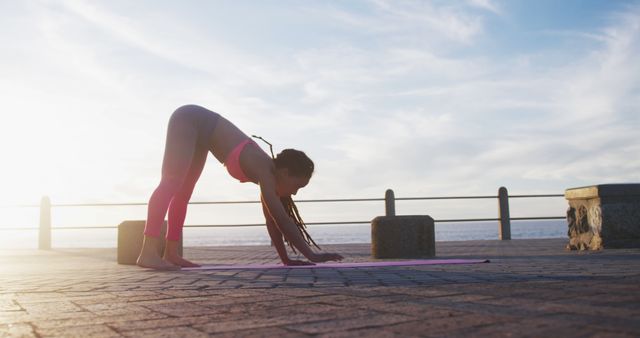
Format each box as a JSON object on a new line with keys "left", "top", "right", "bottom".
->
{"left": 1, "top": 0, "right": 639, "bottom": 215}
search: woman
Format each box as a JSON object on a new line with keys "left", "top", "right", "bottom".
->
{"left": 136, "top": 105, "right": 343, "bottom": 270}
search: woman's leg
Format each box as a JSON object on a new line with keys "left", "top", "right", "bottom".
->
{"left": 137, "top": 110, "right": 198, "bottom": 270}
{"left": 163, "top": 146, "right": 208, "bottom": 267}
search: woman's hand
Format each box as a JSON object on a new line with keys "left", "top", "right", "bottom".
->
{"left": 283, "top": 258, "right": 315, "bottom": 266}
{"left": 310, "top": 252, "right": 344, "bottom": 263}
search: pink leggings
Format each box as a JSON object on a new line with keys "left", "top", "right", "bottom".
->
{"left": 144, "top": 105, "right": 220, "bottom": 241}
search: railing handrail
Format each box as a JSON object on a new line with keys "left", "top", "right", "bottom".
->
{"left": 0, "top": 193, "right": 565, "bottom": 209}
{"left": 0, "top": 188, "right": 569, "bottom": 248}
{"left": 0, "top": 216, "right": 567, "bottom": 231}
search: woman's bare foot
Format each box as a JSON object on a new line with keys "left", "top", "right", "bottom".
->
{"left": 163, "top": 254, "right": 201, "bottom": 268}
{"left": 136, "top": 254, "right": 181, "bottom": 270}
{"left": 163, "top": 239, "right": 201, "bottom": 267}
{"left": 136, "top": 235, "right": 180, "bottom": 270}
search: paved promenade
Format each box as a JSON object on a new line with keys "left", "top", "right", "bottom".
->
{"left": 1, "top": 238, "right": 639, "bottom": 337}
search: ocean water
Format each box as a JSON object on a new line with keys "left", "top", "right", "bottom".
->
{"left": 0, "top": 220, "right": 567, "bottom": 249}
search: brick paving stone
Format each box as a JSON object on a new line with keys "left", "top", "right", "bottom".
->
{"left": 79, "top": 303, "right": 157, "bottom": 317}
{"left": 141, "top": 301, "right": 214, "bottom": 317}
{"left": 368, "top": 301, "right": 468, "bottom": 318}
{"left": 7, "top": 310, "right": 98, "bottom": 326}
{"left": 386, "top": 313, "right": 512, "bottom": 337}
{"left": 318, "top": 328, "right": 417, "bottom": 338}
{"left": 120, "top": 326, "right": 208, "bottom": 338}
{"left": 285, "top": 313, "right": 415, "bottom": 335}
{"left": 0, "top": 301, "right": 20, "bottom": 312}
{"left": 311, "top": 296, "right": 406, "bottom": 315}
{"left": 71, "top": 295, "right": 127, "bottom": 306}
{"left": 194, "top": 313, "right": 335, "bottom": 334}
{"left": 221, "top": 295, "right": 344, "bottom": 314}
{"left": 192, "top": 294, "right": 288, "bottom": 309}
{"left": 583, "top": 329, "right": 640, "bottom": 338}
{"left": 449, "top": 317, "right": 574, "bottom": 338}
{"left": 0, "top": 311, "right": 30, "bottom": 325}
{"left": 36, "top": 324, "right": 121, "bottom": 338}
{"left": 20, "top": 301, "right": 84, "bottom": 315}
{"left": 549, "top": 313, "right": 640, "bottom": 333}
{"left": 11, "top": 293, "right": 68, "bottom": 304}
{"left": 32, "top": 312, "right": 169, "bottom": 330}
{"left": 383, "top": 287, "right": 463, "bottom": 298}
{"left": 0, "top": 323, "right": 37, "bottom": 338}
{"left": 108, "top": 314, "right": 226, "bottom": 332}
{"left": 209, "top": 326, "right": 310, "bottom": 338}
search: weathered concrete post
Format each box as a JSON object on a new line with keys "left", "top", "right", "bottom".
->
{"left": 39, "top": 196, "right": 51, "bottom": 250}
{"left": 385, "top": 189, "right": 395, "bottom": 217}
{"left": 117, "top": 220, "right": 182, "bottom": 264}
{"left": 371, "top": 215, "right": 435, "bottom": 258}
{"left": 498, "top": 187, "right": 511, "bottom": 240}
{"left": 565, "top": 184, "right": 640, "bottom": 250}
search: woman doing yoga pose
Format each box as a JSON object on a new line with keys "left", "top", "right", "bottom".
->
{"left": 136, "top": 104, "right": 343, "bottom": 270}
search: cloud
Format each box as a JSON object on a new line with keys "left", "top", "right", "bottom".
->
{"left": 310, "top": 0, "right": 486, "bottom": 46}
{"left": 55, "top": 0, "right": 304, "bottom": 94}
{"left": 467, "top": 0, "right": 502, "bottom": 15}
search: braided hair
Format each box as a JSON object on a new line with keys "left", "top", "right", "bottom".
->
{"left": 252, "top": 136, "right": 321, "bottom": 252}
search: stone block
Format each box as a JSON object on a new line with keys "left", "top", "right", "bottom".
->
{"left": 371, "top": 215, "right": 435, "bottom": 258}
{"left": 565, "top": 184, "right": 640, "bottom": 250}
{"left": 117, "top": 220, "right": 182, "bottom": 265}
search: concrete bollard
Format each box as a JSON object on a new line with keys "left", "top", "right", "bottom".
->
{"left": 117, "top": 220, "right": 183, "bottom": 265}
{"left": 371, "top": 215, "right": 435, "bottom": 258}
{"left": 565, "top": 184, "right": 640, "bottom": 250}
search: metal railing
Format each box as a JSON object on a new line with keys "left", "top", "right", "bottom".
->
{"left": 2, "top": 187, "right": 566, "bottom": 249}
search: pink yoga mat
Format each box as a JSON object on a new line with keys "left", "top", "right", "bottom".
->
{"left": 183, "top": 259, "right": 489, "bottom": 270}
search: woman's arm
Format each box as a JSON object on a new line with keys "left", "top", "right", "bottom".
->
{"left": 262, "top": 199, "right": 291, "bottom": 263}
{"left": 258, "top": 178, "right": 343, "bottom": 263}
{"left": 259, "top": 179, "right": 318, "bottom": 260}
{"left": 262, "top": 200, "right": 314, "bottom": 265}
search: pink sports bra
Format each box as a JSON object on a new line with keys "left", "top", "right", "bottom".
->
{"left": 224, "top": 139, "right": 258, "bottom": 183}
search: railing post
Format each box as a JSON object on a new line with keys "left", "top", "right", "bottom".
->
{"left": 385, "top": 189, "right": 395, "bottom": 216}
{"left": 498, "top": 187, "right": 511, "bottom": 240}
{"left": 39, "top": 196, "right": 51, "bottom": 250}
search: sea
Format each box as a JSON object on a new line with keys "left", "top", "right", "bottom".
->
{"left": 1, "top": 220, "right": 567, "bottom": 249}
